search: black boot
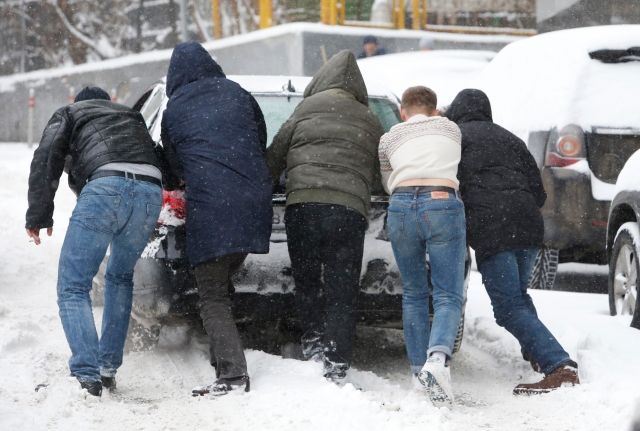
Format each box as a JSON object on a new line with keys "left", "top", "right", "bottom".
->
{"left": 80, "top": 380, "right": 103, "bottom": 397}
{"left": 192, "top": 375, "right": 250, "bottom": 397}
{"left": 101, "top": 376, "right": 116, "bottom": 390}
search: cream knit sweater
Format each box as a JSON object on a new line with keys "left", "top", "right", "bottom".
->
{"left": 378, "top": 114, "right": 462, "bottom": 194}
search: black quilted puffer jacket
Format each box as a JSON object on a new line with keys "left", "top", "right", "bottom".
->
{"left": 26, "top": 99, "right": 168, "bottom": 230}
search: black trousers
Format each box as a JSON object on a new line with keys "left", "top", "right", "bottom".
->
{"left": 194, "top": 253, "right": 248, "bottom": 379}
{"left": 285, "top": 204, "right": 366, "bottom": 366}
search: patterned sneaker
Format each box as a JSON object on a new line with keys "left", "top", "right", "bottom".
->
{"left": 192, "top": 375, "right": 250, "bottom": 397}
{"left": 513, "top": 363, "right": 579, "bottom": 395}
{"left": 418, "top": 356, "right": 454, "bottom": 407}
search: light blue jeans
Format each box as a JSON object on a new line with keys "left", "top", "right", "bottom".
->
{"left": 57, "top": 176, "right": 162, "bottom": 383}
{"left": 388, "top": 188, "right": 466, "bottom": 373}
{"left": 479, "top": 248, "right": 572, "bottom": 375}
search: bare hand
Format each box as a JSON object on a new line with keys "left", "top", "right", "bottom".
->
{"left": 26, "top": 227, "right": 53, "bottom": 245}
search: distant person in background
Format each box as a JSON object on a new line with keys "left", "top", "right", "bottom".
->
{"left": 447, "top": 89, "right": 580, "bottom": 395}
{"left": 419, "top": 36, "right": 436, "bottom": 51}
{"left": 25, "top": 86, "right": 174, "bottom": 397}
{"left": 357, "top": 35, "right": 387, "bottom": 59}
{"left": 162, "top": 41, "right": 272, "bottom": 397}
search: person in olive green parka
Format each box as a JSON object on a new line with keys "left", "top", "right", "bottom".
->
{"left": 265, "top": 50, "right": 385, "bottom": 383}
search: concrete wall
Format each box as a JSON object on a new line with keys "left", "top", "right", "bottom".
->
{"left": 0, "top": 24, "right": 517, "bottom": 142}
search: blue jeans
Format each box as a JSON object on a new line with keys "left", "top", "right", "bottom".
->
{"left": 479, "top": 248, "right": 571, "bottom": 375}
{"left": 57, "top": 176, "right": 162, "bottom": 383}
{"left": 387, "top": 189, "right": 466, "bottom": 373}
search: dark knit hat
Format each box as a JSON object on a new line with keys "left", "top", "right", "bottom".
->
{"left": 363, "top": 35, "right": 378, "bottom": 45}
{"left": 74, "top": 86, "right": 111, "bottom": 103}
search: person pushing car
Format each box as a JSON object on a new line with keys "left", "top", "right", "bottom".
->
{"left": 161, "top": 41, "right": 273, "bottom": 396}
{"left": 447, "top": 89, "right": 580, "bottom": 394}
{"left": 25, "top": 86, "right": 175, "bottom": 397}
{"left": 265, "top": 50, "right": 385, "bottom": 384}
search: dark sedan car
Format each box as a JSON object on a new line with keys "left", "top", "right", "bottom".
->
{"left": 92, "top": 75, "right": 471, "bottom": 355}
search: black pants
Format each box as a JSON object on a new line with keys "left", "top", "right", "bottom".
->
{"left": 285, "top": 204, "right": 366, "bottom": 366}
{"left": 194, "top": 253, "right": 248, "bottom": 379}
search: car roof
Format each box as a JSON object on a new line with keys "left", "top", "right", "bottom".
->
{"left": 474, "top": 25, "right": 640, "bottom": 139}
{"left": 357, "top": 49, "right": 495, "bottom": 107}
{"left": 158, "top": 75, "right": 399, "bottom": 103}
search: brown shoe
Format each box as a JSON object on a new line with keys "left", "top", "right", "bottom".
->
{"left": 513, "top": 363, "right": 579, "bottom": 395}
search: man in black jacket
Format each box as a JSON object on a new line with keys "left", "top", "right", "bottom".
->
{"left": 26, "top": 87, "right": 172, "bottom": 397}
{"left": 447, "top": 89, "right": 580, "bottom": 395}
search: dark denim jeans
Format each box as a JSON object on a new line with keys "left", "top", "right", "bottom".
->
{"left": 388, "top": 189, "right": 466, "bottom": 373}
{"left": 479, "top": 248, "right": 571, "bottom": 375}
{"left": 285, "top": 203, "right": 366, "bottom": 367}
{"left": 57, "top": 176, "right": 162, "bottom": 383}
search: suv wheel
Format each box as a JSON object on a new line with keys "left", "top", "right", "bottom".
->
{"left": 608, "top": 223, "right": 640, "bottom": 328}
{"left": 527, "top": 247, "right": 559, "bottom": 290}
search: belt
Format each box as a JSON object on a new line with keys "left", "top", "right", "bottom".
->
{"left": 393, "top": 186, "right": 459, "bottom": 196}
{"left": 87, "top": 170, "right": 162, "bottom": 188}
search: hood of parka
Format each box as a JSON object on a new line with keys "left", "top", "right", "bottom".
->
{"left": 166, "top": 41, "right": 226, "bottom": 97}
{"left": 303, "top": 50, "right": 368, "bottom": 106}
{"left": 447, "top": 89, "right": 493, "bottom": 125}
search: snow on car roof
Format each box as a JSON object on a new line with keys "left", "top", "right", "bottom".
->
{"left": 474, "top": 25, "right": 640, "bottom": 140}
{"left": 159, "top": 74, "right": 399, "bottom": 101}
{"left": 357, "top": 50, "right": 495, "bottom": 108}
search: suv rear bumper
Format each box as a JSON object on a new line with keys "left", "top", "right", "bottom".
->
{"left": 540, "top": 167, "right": 610, "bottom": 263}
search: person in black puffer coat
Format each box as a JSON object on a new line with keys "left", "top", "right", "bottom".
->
{"left": 161, "top": 41, "right": 272, "bottom": 397}
{"left": 447, "top": 89, "right": 579, "bottom": 395}
{"left": 26, "top": 86, "right": 175, "bottom": 397}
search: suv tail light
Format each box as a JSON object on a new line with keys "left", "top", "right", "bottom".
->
{"left": 158, "top": 190, "right": 186, "bottom": 225}
{"left": 545, "top": 125, "right": 586, "bottom": 167}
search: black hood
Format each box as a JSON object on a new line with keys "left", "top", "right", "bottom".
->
{"left": 447, "top": 89, "right": 493, "bottom": 125}
{"left": 74, "top": 87, "right": 110, "bottom": 102}
{"left": 166, "top": 41, "right": 225, "bottom": 97}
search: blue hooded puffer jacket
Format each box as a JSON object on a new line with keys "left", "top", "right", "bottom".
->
{"left": 161, "top": 41, "right": 272, "bottom": 266}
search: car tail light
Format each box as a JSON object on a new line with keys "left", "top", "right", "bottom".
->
{"left": 158, "top": 190, "right": 186, "bottom": 225}
{"left": 545, "top": 125, "right": 586, "bottom": 167}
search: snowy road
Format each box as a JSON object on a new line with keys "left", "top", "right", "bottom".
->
{"left": 1, "top": 143, "right": 639, "bottom": 431}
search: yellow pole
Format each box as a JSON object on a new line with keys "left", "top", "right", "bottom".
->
{"left": 259, "top": 0, "right": 272, "bottom": 29}
{"left": 422, "top": 0, "right": 428, "bottom": 29}
{"left": 338, "top": 0, "right": 345, "bottom": 25}
{"left": 412, "top": 0, "right": 419, "bottom": 30}
{"left": 329, "top": 0, "right": 337, "bottom": 25}
{"left": 212, "top": 0, "right": 221, "bottom": 39}
{"left": 397, "top": 0, "right": 405, "bottom": 29}
{"left": 320, "top": 0, "right": 329, "bottom": 24}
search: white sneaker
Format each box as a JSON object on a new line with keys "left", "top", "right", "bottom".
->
{"left": 418, "top": 356, "right": 454, "bottom": 407}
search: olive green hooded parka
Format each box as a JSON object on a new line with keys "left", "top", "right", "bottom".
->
{"left": 265, "top": 50, "right": 385, "bottom": 220}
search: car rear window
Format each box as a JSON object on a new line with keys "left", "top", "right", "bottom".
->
{"left": 255, "top": 95, "right": 401, "bottom": 148}
{"left": 254, "top": 95, "right": 302, "bottom": 147}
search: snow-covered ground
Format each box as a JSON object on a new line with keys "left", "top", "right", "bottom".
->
{"left": 2, "top": 142, "right": 640, "bottom": 431}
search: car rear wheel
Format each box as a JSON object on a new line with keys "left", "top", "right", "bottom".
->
{"left": 527, "top": 246, "right": 559, "bottom": 290}
{"left": 608, "top": 223, "right": 640, "bottom": 328}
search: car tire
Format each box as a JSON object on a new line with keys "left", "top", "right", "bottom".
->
{"left": 125, "top": 316, "right": 161, "bottom": 352}
{"left": 527, "top": 246, "right": 559, "bottom": 290}
{"left": 608, "top": 223, "right": 640, "bottom": 328}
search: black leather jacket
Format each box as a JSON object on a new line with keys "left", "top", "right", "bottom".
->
{"left": 26, "top": 99, "right": 170, "bottom": 229}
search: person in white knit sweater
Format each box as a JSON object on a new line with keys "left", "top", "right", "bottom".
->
{"left": 379, "top": 86, "right": 465, "bottom": 407}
